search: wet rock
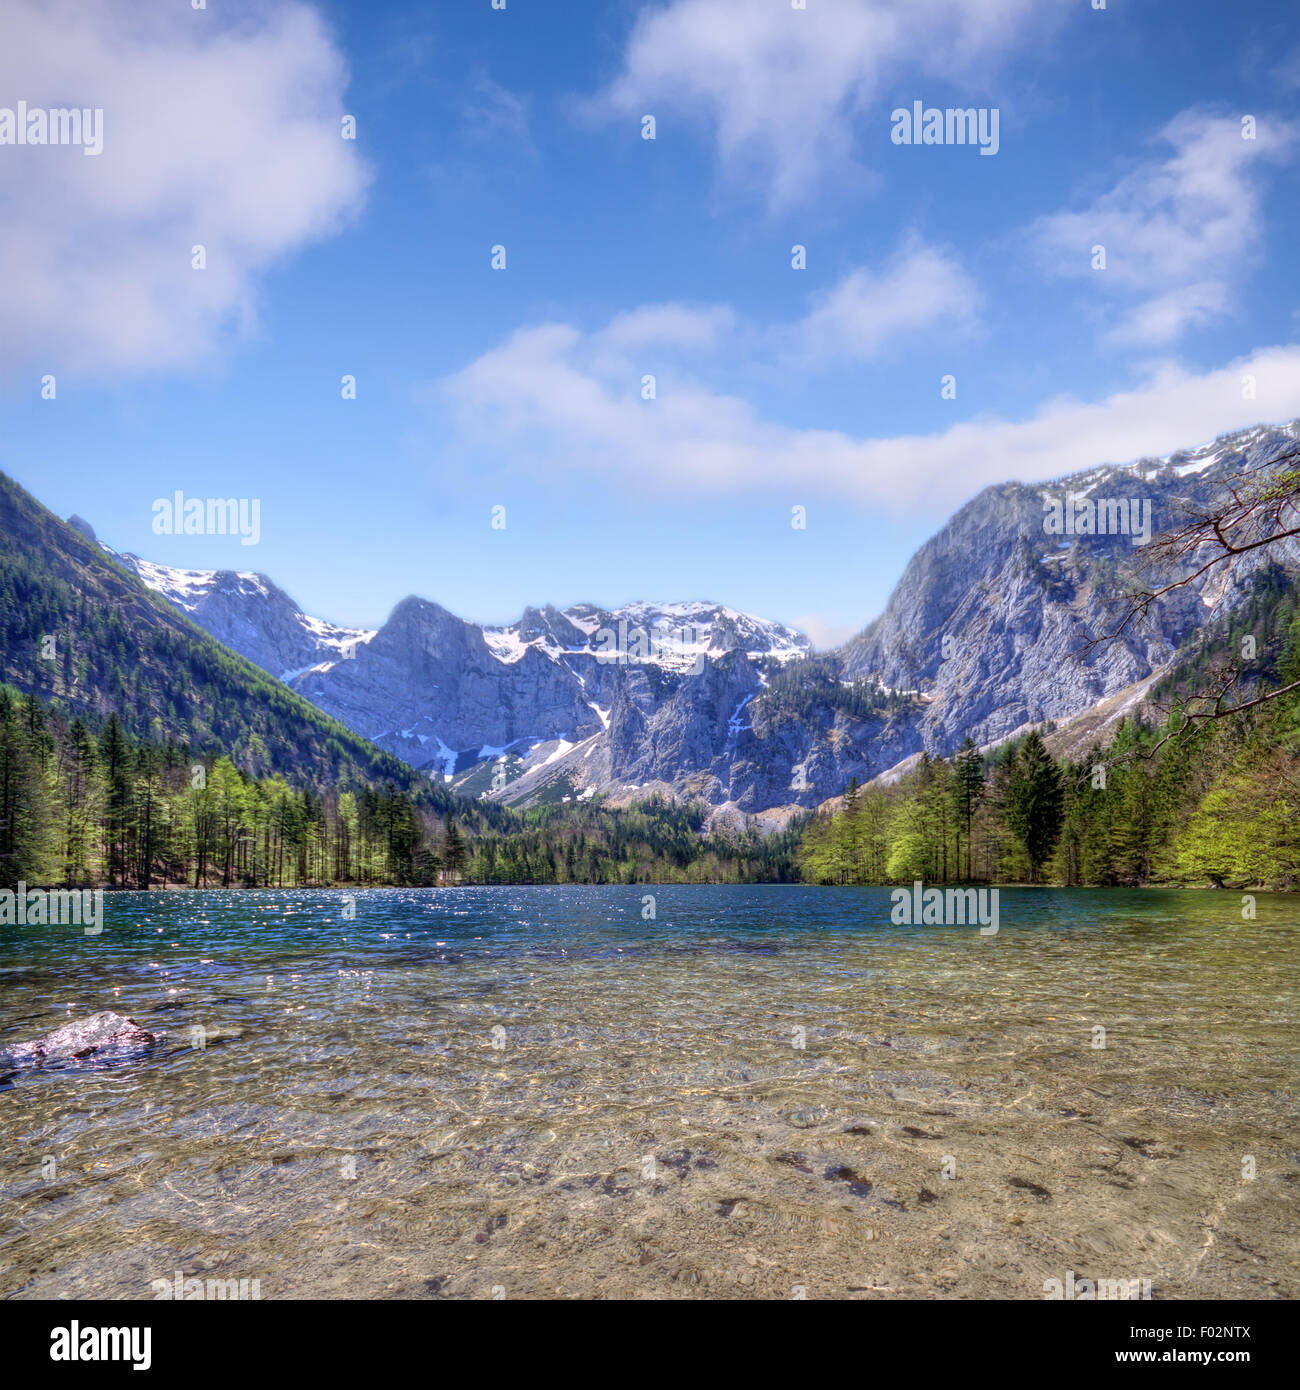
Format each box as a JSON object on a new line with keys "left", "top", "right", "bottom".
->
{"left": 657, "top": 1149, "right": 693, "bottom": 1178}
{"left": 787, "top": 1106, "right": 831, "bottom": 1129}
{"left": 824, "top": 1166, "right": 874, "bottom": 1199}
{"left": 585, "top": 1173, "right": 628, "bottom": 1197}
{"left": 2, "top": 1011, "right": 159, "bottom": 1066}
{"left": 1119, "top": 1135, "right": 1177, "bottom": 1159}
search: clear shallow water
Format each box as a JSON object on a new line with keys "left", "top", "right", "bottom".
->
{"left": 1, "top": 885, "right": 1296, "bottom": 1300}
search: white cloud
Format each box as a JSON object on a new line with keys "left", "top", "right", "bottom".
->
{"left": 792, "top": 614, "right": 861, "bottom": 651}
{"left": 1029, "top": 108, "right": 1298, "bottom": 346}
{"left": 589, "top": 0, "right": 1069, "bottom": 205}
{"left": 460, "top": 72, "right": 534, "bottom": 153}
{"left": 431, "top": 238, "right": 982, "bottom": 491}
{"left": 0, "top": 0, "right": 369, "bottom": 376}
{"left": 782, "top": 237, "right": 979, "bottom": 363}
{"left": 597, "top": 304, "right": 737, "bottom": 354}
{"left": 436, "top": 305, "right": 1300, "bottom": 511}
{"left": 525, "top": 238, "right": 974, "bottom": 385}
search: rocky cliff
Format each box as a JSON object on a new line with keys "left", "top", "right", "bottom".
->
{"left": 102, "top": 419, "right": 1300, "bottom": 820}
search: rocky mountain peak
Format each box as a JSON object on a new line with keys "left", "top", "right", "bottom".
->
{"left": 92, "top": 417, "right": 1300, "bottom": 819}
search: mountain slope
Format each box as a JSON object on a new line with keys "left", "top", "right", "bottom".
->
{"left": 841, "top": 421, "right": 1300, "bottom": 749}
{"left": 109, "top": 546, "right": 375, "bottom": 682}
{"left": 54, "top": 418, "right": 1300, "bottom": 820}
{"left": 0, "top": 471, "right": 426, "bottom": 793}
{"left": 107, "top": 548, "right": 819, "bottom": 812}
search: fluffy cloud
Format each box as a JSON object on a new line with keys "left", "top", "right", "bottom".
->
{"left": 791, "top": 614, "right": 863, "bottom": 652}
{"left": 430, "top": 238, "right": 975, "bottom": 474}
{"left": 589, "top": 0, "right": 1069, "bottom": 205}
{"left": 577, "top": 239, "right": 977, "bottom": 372}
{"left": 436, "top": 305, "right": 1300, "bottom": 511}
{"left": 781, "top": 237, "right": 979, "bottom": 363}
{"left": 432, "top": 237, "right": 982, "bottom": 492}
{"left": 0, "top": 0, "right": 369, "bottom": 376}
{"left": 1029, "top": 108, "right": 1298, "bottom": 346}
{"left": 597, "top": 303, "right": 737, "bottom": 354}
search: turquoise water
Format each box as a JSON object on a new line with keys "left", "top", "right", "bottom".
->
{"left": 1, "top": 885, "right": 1297, "bottom": 1299}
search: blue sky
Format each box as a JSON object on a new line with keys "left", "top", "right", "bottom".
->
{"left": 3, "top": 0, "right": 1300, "bottom": 646}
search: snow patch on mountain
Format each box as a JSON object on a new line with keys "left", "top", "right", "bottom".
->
{"left": 482, "top": 628, "right": 529, "bottom": 664}
{"left": 90, "top": 418, "right": 1300, "bottom": 817}
{"left": 477, "top": 601, "right": 809, "bottom": 672}
{"left": 108, "top": 550, "right": 376, "bottom": 683}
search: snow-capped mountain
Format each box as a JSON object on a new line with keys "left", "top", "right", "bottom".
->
{"left": 89, "top": 419, "right": 1300, "bottom": 820}
{"left": 478, "top": 600, "right": 807, "bottom": 672}
{"left": 107, "top": 551, "right": 375, "bottom": 682}
{"left": 102, "top": 544, "right": 813, "bottom": 808}
{"left": 285, "top": 595, "right": 811, "bottom": 795}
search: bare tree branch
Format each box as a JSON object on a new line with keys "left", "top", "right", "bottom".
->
{"left": 1074, "top": 438, "right": 1300, "bottom": 760}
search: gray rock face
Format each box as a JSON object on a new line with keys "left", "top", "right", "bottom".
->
{"left": 107, "top": 551, "right": 373, "bottom": 681}
{"left": 3, "top": 1011, "right": 158, "bottom": 1065}
{"left": 108, "top": 420, "right": 1300, "bottom": 818}
{"left": 295, "top": 600, "right": 817, "bottom": 806}
{"left": 296, "top": 597, "right": 600, "bottom": 772}
{"left": 840, "top": 421, "right": 1300, "bottom": 752}
{"left": 552, "top": 650, "right": 916, "bottom": 814}
{"left": 113, "top": 560, "right": 821, "bottom": 808}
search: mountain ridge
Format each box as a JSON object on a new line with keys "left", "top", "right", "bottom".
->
{"left": 0, "top": 471, "right": 448, "bottom": 799}
{"left": 61, "top": 417, "right": 1300, "bottom": 820}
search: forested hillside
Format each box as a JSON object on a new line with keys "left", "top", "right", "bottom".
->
{"left": 5, "top": 462, "right": 1297, "bottom": 893}
{"left": 0, "top": 687, "right": 799, "bottom": 889}
{"left": 0, "top": 471, "right": 432, "bottom": 795}
{"left": 798, "top": 569, "right": 1300, "bottom": 891}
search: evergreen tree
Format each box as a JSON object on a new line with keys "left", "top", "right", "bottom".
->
{"left": 950, "top": 737, "right": 985, "bottom": 880}
{"left": 0, "top": 685, "right": 54, "bottom": 886}
{"left": 442, "top": 818, "right": 468, "bottom": 881}
{"left": 99, "top": 714, "right": 132, "bottom": 887}
{"left": 1004, "top": 731, "right": 1063, "bottom": 882}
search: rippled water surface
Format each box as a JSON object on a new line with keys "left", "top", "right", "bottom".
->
{"left": 2, "top": 886, "right": 1297, "bottom": 1300}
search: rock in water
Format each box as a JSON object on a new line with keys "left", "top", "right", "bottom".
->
{"left": 3, "top": 1011, "right": 159, "bottom": 1066}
